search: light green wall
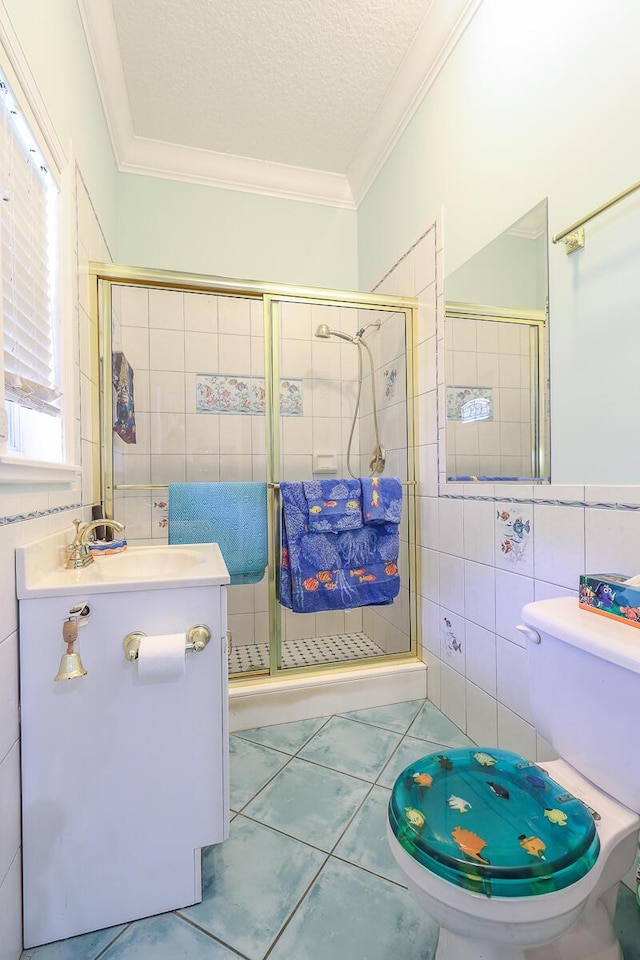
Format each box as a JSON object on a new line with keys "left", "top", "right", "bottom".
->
{"left": 446, "top": 233, "right": 546, "bottom": 312}
{"left": 358, "top": 0, "right": 640, "bottom": 484}
{"left": 4, "top": 0, "right": 118, "bottom": 247}
{"left": 117, "top": 174, "right": 358, "bottom": 290}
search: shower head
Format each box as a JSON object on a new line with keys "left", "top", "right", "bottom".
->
{"left": 314, "top": 324, "right": 355, "bottom": 343}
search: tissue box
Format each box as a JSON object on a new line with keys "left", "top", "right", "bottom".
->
{"left": 578, "top": 573, "right": 640, "bottom": 628}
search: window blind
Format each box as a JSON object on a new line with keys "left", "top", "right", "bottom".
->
{"left": 0, "top": 70, "right": 61, "bottom": 415}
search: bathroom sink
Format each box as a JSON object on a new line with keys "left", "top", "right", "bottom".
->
{"left": 16, "top": 536, "right": 231, "bottom": 598}
{"left": 96, "top": 546, "right": 204, "bottom": 580}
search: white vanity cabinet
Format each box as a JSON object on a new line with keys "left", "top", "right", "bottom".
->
{"left": 16, "top": 536, "right": 230, "bottom": 948}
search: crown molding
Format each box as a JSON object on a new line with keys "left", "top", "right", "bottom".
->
{"left": 76, "top": 0, "right": 354, "bottom": 208}
{"left": 119, "top": 136, "right": 356, "bottom": 208}
{"left": 77, "top": 0, "right": 484, "bottom": 209}
{"left": 76, "top": 0, "right": 135, "bottom": 159}
{"left": 347, "top": 0, "right": 485, "bottom": 205}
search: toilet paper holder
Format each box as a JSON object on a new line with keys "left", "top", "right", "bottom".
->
{"left": 122, "top": 625, "right": 211, "bottom": 661}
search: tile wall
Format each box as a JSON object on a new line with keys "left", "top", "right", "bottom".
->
{"left": 0, "top": 167, "right": 110, "bottom": 960}
{"left": 358, "top": 309, "right": 411, "bottom": 656}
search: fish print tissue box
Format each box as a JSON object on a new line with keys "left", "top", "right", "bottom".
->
{"left": 578, "top": 573, "right": 640, "bottom": 628}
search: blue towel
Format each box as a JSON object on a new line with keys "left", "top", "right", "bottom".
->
{"left": 168, "top": 482, "right": 267, "bottom": 585}
{"left": 361, "top": 477, "right": 403, "bottom": 524}
{"left": 279, "top": 481, "right": 400, "bottom": 613}
{"left": 302, "top": 479, "right": 362, "bottom": 532}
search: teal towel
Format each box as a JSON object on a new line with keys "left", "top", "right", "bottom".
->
{"left": 168, "top": 482, "right": 267, "bottom": 585}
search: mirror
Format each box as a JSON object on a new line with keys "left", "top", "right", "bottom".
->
{"left": 443, "top": 199, "right": 549, "bottom": 482}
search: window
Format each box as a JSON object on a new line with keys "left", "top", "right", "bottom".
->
{"left": 0, "top": 64, "right": 63, "bottom": 464}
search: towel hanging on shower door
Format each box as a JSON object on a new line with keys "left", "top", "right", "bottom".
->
{"left": 361, "top": 476, "right": 403, "bottom": 524}
{"left": 279, "top": 480, "right": 400, "bottom": 613}
{"left": 168, "top": 481, "right": 267, "bottom": 585}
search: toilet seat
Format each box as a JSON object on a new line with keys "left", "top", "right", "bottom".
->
{"left": 388, "top": 748, "right": 600, "bottom": 898}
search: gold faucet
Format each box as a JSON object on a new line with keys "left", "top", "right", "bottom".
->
{"left": 65, "top": 518, "right": 126, "bottom": 569}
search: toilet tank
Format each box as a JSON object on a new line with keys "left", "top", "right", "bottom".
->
{"left": 521, "top": 597, "right": 640, "bottom": 814}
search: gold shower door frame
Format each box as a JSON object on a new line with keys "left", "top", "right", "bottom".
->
{"left": 445, "top": 302, "right": 548, "bottom": 480}
{"left": 92, "top": 263, "right": 420, "bottom": 681}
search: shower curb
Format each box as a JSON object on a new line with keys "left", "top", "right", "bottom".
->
{"left": 229, "top": 660, "right": 427, "bottom": 732}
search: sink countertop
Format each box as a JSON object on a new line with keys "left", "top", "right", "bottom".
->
{"left": 16, "top": 531, "right": 231, "bottom": 599}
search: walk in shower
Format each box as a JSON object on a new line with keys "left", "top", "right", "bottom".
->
{"left": 94, "top": 266, "right": 418, "bottom": 680}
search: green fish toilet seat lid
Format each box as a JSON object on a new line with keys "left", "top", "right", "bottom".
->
{"left": 388, "top": 748, "right": 600, "bottom": 898}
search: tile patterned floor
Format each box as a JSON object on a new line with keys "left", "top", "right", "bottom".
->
{"left": 229, "top": 631, "right": 386, "bottom": 674}
{"left": 21, "top": 699, "right": 640, "bottom": 960}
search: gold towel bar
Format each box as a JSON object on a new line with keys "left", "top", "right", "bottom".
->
{"left": 552, "top": 176, "right": 640, "bottom": 254}
{"left": 114, "top": 480, "right": 417, "bottom": 491}
{"left": 267, "top": 480, "right": 416, "bottom": 488}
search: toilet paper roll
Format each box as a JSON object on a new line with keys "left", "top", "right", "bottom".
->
{"left": 137, "top": 633, "right": 185, "bottom": 681}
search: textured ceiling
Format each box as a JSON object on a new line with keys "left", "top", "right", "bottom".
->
{"left": 112, "top": 0, "right": 435, "bottom": 174}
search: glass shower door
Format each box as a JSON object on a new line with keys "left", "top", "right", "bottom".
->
{"left": 274, "top": 298, "right": 414, "bottom": 672}
{"left": 108, "top": 281, "right": 270, "bottom": 679}
{"left": 100, "top": 266, "right": 417, "bottom": 683}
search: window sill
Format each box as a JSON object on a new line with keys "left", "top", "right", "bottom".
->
{"left": 0, "top": 456, "right": 81, "bottom": 485}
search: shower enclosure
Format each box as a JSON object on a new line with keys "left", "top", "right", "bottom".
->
{"left": 94, "top": 265, "right": 418, "bottom": 680}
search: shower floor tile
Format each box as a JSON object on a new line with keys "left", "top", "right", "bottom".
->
{"left": 228, "top": 631, "right": 386, "bottom": 674}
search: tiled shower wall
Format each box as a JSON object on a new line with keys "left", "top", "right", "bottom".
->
{"left": 444, "top": 315, "right": 533, "bottom": 479}
{"left": 378, "top": 216, "right": 640, "bottom": 772}
{"left": 0, "top": 167, "right": 109, "bottom": 959}
{"left": 112, "top": 293, "right": 411, "bottom": 657}
{"left": 359, "top": 310, "right": 411, "bottom": 655}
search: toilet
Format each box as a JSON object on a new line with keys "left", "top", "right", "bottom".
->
{"left": 387, "top": 597, "right": 640, "bottom": 960}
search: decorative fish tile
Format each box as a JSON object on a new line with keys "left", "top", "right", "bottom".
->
{"left": 152, "top": 498, "right": 168, "bottom": 530}
{"left": 495, "top": 506, "right": 532, "bottom": 567}
{"left": 195, "top": 374, "right": 303, "bottom": 416}
{"left": 196, "top": 374, "right": 259, "bottom": 414}
{"left": 279, "top": 379, "right": 303, "bottom": 416}
{"left": 446, "top": 386, "right": 493, "bottom": 422}
{"left": 383, "top": 366, "right": 398, "bottom": 406}
{"left": 440, "top": 611, "right": 463, "bottom": 663}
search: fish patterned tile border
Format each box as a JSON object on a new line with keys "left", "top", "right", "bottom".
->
{"left": 196, "top": 374, "right": 303, "bottom": 416}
